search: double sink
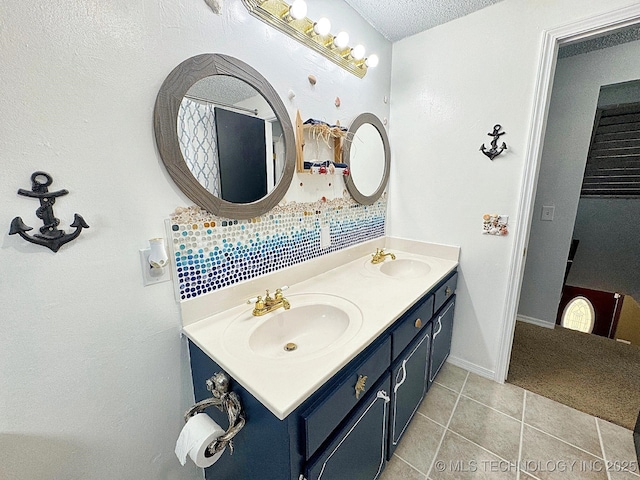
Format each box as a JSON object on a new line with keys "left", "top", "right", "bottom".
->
{"left": 182, "top": 239, "right": 459, "bottom": 420}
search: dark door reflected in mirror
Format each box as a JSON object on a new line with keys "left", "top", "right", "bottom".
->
{"left": 154, "top": 54, "right": 295, "bottom": 219}
{"left": 177, "top": 75, "right": 285, "bottom": 204}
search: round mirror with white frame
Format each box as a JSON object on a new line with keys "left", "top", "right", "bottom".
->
{"left": 154, "top": 54, "right": 295, "bottom": 219}
{"left": 343, "top": 113, "right": 390, "bottom": 205}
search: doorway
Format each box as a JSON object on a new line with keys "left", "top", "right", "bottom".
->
{"left": 496, "top": 4, "right": 640, "bottom": 382}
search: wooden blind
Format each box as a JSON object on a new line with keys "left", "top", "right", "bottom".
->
{"left": 582, "top": 102, "right": 640, "bottom": 197}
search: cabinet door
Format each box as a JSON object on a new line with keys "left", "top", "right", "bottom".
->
{"left": 304, "top": 374, "right": 391, "bottom": 480}
{"left": 388, "top": 326, "right": 431, "bottom": 458}
{"left": 430, "top": 297, "right": 455, "bottom": 384}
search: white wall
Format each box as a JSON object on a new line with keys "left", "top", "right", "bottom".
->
{"left": 0, "top": 1, "right": 390, "bottom": 479}
{"left": 388, "top": 0, "right": 638, "bottom": 376}
{"left": 568, "top": 198, "right": 640, "bottom": 300}
{"left": 518, "top": 38, "right": 640, "bottom": 326}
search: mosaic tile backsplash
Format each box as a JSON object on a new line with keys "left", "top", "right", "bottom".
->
{"left": 169, "top": 196, "right": 386, "bottom": 300}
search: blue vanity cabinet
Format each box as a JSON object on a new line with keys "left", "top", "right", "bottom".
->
{"left": 430, "top": 296, "right": 456, "bottom": 385}
{"left": 429, "top": 271, "right": 457, "bottom": 385}
{"left": 301, "top": 336, "right": 391, "bottom": 460}
{"left": 388, "top": 325, "right": 431, "bottom": 458}
{"left": 186, "top": 267, "right": 458, "bottom": 480}
{"left": 188, "top": 340, "right": 305, "bottom": 480}
{"left": 304, "top": 373, "right": 391, "bottom": 480}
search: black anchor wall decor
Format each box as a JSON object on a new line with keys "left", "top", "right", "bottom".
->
{"left": 480, "top": 124, "right": 507, "bottom": 160}
{"left": 9, "top": 171, "right": 89, "bottom": 252}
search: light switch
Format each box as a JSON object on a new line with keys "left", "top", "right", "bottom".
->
{"left": 541, "top": 205, "right": 555, "bottom": 221}
{"left": 320, "top": 225, "right": 331, "bottom": 250}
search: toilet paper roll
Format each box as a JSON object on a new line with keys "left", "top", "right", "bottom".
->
{"left": 175, "top": 413, "right": 226, "bottom": 468}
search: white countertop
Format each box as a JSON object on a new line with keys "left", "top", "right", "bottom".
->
{"left": 182, "top": 237, "right": 459, "bottom": 420}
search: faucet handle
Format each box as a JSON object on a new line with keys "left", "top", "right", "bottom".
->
{"left": 247, "top": 295, "right": 262, "bottom": 304}
{"left": 274, "top": 286, "right": 289, "bottom": 300}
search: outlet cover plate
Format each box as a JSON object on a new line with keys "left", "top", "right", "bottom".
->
{"left": 139, "top": 248, "right": 171, "bottom": 286}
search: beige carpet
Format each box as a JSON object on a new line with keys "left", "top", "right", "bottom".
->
{"left": 507, "top": 321, "right": 640, "bottom": 431}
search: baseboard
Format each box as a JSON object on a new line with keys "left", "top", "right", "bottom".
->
{"left": 446, "top": 355, "right": 495, "bottom": 381}
{"left": 516, "top": 315, "right": 555, "bottom": 329}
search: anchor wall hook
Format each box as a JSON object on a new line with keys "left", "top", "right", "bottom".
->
{"left": 480, "top": 124, "right": 507, "bottom": 160}
{"left": 9, "top": 171, "right": 89, "bottom": 252}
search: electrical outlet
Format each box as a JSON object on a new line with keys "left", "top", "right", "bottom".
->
{"left": 139, "top": 248, "right": 171, "bottom": 286}
{"left": 541, "top": 205, "right": 555, "bottom": 221}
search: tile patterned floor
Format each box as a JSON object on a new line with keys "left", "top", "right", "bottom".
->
{"left": 380, "top": 363, "right": 640, "bottom": 480}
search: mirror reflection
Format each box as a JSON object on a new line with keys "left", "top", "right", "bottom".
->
{"left": 348, "top": 123, "right": 385, "bottom": 197}
{"left": 343, "top": 113, "right": 390, "bottom": 205}
{"left": 178, "top": 76, "right": 285, "bottom": 204}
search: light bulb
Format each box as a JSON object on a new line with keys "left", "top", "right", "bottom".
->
{"left": 313, "top": 17, "right": 331, "bottom": 36}
{"left": 365, "top": 54, "right": 379, "bottom": 68}
{"left": 289, "top": 0, "right": 307, "bottom": 20}
{"left": 333, "top": 31, "right": 349, "bottom": 49}
{"left": 351, "top": 44, "right": 365, "bottom": 60}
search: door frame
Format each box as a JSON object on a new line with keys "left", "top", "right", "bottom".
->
{"left": 496, "top": 3, "right": 640, "bottom": 382}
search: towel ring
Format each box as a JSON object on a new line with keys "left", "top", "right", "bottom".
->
{"left": 184, "top": 371, "right": 246, "bottom": 456}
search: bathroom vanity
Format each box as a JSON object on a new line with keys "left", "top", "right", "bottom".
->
{"left": 182, "top": 237, "right": 459, "bottom": 480}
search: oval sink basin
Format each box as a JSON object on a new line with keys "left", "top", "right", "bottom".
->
{"left": 379, "top": 259, "right": 431, "bottom": 278}
{"left": 224, "top": 294, "right": 363, "bottom": 361}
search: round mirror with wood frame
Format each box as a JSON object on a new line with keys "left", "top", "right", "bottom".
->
{"left": 154, "top": 54, "right": 295, "bottom": 220}
{"left": 342, "top": 113, "right": 391, "bottom": 205}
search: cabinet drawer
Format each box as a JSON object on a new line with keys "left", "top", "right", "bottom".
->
{"left": 391, "top": 294, "right": 433, "bottom": 360}
{"left": 434, "top": 271, "right": 457, "bottom": 313}
{"left": 302, "top": 336, "right": 391, "bottom": 460}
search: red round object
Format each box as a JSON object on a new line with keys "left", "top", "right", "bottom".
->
{"left": 319, "top": 166, "right": 327, "bottom": 174}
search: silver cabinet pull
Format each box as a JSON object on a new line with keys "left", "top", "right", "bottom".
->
{"left": 433, "top": 317, "right": 443, "bottom": 339}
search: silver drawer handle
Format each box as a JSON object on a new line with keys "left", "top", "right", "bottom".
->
{"left": 433, "top": 317, "right": 442, "bottom": 339}
{"left": 445, "top": 286, "right": 452, "bottom": 297}
{"left": 394, "top": 359, "right": 408, "bottom": 393}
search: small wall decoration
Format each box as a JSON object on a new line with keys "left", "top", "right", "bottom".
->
{"left": 480, "top": 124, "right": 507, "bottom": 160}
{"left": 9, "top": 171, "right": 89, "bottom": 252}
{"left": 483, "top": 214, "right": 509, "bottom": 236}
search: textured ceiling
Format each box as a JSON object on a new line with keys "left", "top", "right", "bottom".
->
{"left": 186, "top": 76, "right": 259, "bottom": 104}
{"left": 345, "top": 0, "right": 640, "bottom": 57}
{"left": 558, "top": 25, "right": 640, "bottom": 58}
{"left": 344, "top": 0, "right": 504, "bottom": 42}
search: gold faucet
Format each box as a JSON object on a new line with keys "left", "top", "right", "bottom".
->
{"left": 371, "top": 248, "right": 396, "bottom": 264}
{"left": 250, "top": 287, "right": 290, "bottom": 316}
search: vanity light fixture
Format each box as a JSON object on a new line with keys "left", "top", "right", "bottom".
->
{"left": 333, "top": 31, "right": 350, "bottom": 50}
{"left": 312, "top": 17, "right": 331, "bottom": 36}
{"left": 240, "top": 0, "right": 378, "bottom": 78}
{"left": 365, "top": 54, "right": 379, "bottom": 68}
{"left": 350, "top": 44, "right": 365, "bottom": 61}
{"left": 288, "top": 0, "right": 307, "bottom": 20}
